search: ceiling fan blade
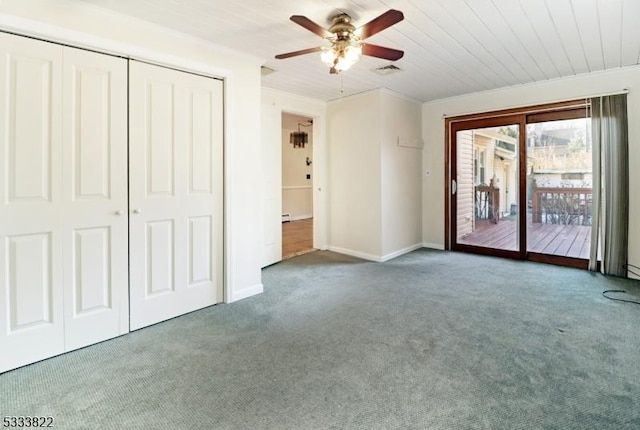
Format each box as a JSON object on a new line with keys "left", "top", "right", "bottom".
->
{"left": 357, "top": 9, "right": 404, "bottom": 40}
{"left": 275, "top": 46, "right": 322, "bottom": 60}
{"left": 361, "top": 44, "right": 404, "bottom": 61}
{"left": 290, "top": 15, "right": 331, "bottom": 38}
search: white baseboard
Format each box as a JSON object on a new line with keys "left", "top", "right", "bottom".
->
{"left": 327, "top": 246, "right": 382, "bottom": 262}
{"left": 291, "top": 214, "right": 312, "bottom": 221}
{"left": 423, "top": 242, "right": 445, "bottom": 250}
{"left": 227, "top": 283, "right": 263, "bottom": 303}
{"left": 327, "top": 243, "right": 424, "bottom": 262}
{"left": 282, "top": 214, "right": 312, "bottom": 222}
{"left": 380, "top": 243, "right": 424, "bottom": 262}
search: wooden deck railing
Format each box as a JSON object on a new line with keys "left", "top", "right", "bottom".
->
{"left": 531, "top": 187, "right": 592, "bottom": 226}
{"left": 475, "top": 185, "right": 500, "bottom": 223}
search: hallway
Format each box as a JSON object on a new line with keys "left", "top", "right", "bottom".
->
{"left": 282, "top": 218, "right": 314, "bottom": 259}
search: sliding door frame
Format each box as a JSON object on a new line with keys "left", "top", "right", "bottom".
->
{"left": 445, "top": 99, "right": 591, "bottom": 268}
{"left": 450, "top": 114, "right": 526, "bottom": 259}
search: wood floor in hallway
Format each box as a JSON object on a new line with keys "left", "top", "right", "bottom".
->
{"left": 282, "top": 218, "right": 314, "bottom": 259}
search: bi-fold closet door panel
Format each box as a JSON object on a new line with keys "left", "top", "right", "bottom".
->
{"left": 0, "top": 33, "right": 128, "bottom": 373}
{"left": 0, "top": 33, "right": 65, "bottom": 373}
{"left": 128, "top": 61, "right": 224, "bottom": 330}
{"left": 61, "top": 47, "right": 129, "bottom": 351}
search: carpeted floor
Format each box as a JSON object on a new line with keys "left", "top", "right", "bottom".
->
{"left": 1, "top": 249, "right": 639, "bottom": 429}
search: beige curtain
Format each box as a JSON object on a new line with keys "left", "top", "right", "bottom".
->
{"left": 589, "top": 94, "right": 629, "bottom": 276}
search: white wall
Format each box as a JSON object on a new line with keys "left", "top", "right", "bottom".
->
{"left": 328, "top": 91, "right": 383, "bottom": 258}
{"left": 328, "top": 89, "right": 423, "bottom": 261}
{"left": 422, "top": 65, "right": 640, "bottom": 278}
{"left": 380, "top": 92, "right": 423, "bottom": 258}
{"left": 0, "top": 0, "right": 265, "bottom": 300}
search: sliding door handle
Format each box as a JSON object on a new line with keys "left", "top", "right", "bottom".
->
{"left": 452, "top": 179, "right": 457, "bottom": 195}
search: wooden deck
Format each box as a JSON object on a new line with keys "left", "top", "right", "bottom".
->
{"left": 459, "top": 219, "right": 591, "bottom": 259}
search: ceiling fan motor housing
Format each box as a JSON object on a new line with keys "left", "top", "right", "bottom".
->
{"left": 329, "top": 14, "right": 357, "bottom": 41}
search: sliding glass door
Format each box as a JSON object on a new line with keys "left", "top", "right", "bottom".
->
{"left": 451, "top": 116, "right": 522, "bottom": 258}
{"left": 526, "top": 115, "right": 592, "bottom": 263}
{"left": 449, "top": 104, "right": 592, "bottom": 268}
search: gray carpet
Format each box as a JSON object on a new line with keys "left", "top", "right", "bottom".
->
{"left": 1, "top": 249, "right": 639, "bottom": 430}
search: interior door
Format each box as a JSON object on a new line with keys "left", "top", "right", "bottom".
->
{"left": 61, "top": 47, "right": 129, "bottom": 350}
{"left": 129, "top": 61, "right": 223, "bottom": 330}
{"left": 0, "top": 33, "right": 65, "bottom": 372}
{"left": 261, "top": 102, "right": 282, "bottom": 267}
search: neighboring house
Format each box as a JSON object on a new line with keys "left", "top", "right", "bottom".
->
{"left": 528, "top": 119, "right": 592, "bottom": 189}
{"left": 457, "top": 128, "right": 517, "bottom": 239}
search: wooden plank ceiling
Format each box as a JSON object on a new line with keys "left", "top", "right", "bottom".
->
{"left": 78, "top": 0, "right": 640, "bottom": 102}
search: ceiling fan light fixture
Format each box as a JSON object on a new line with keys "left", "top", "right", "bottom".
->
{"left": 320, "top": 46, "right": 337, "bottom": 66}
{"left": 338, "top": 44, "right": 362, "bottom": 70}
{"left": 321, "top": 42, "right": 362, "bottom": 72}
{"left": 276, "top": 10, "right": 404, "bottom": 73}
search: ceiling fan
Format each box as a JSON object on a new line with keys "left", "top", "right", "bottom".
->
{"left": 275, "top": 9, "right": 404, "bottom": 74}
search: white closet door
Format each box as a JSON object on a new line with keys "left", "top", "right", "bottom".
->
{"left": 0, "top": 34, "right": 64, "bottom": 372}
{"left": 129, "top": 61, "right": 223, "bottom": 330}
{"left": 61, "top": 47, "right": 129, "bottom": 350}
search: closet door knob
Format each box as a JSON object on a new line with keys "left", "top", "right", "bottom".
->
{"left": 115, "top": 210, "right": 124, "bottom": 216}
{"left": 133, "top": 209, "right": 141, "bottom": 214}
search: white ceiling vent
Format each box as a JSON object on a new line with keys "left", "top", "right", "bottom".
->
{"left": 373, "top": 64, "right": 402, "bottom": 76}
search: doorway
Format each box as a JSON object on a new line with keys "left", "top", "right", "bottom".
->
{"left": 448, "top": 101, "right": 592, "bottom": 268}
{"left": 281, "top": 113, "right": 315, "bottom": 258}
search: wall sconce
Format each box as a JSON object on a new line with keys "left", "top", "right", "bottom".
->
{"left": 289, "top": 120, "right": 312, "bottom": 148}
{"left": 306, "top": 157, "right": 312, "bottom": 166}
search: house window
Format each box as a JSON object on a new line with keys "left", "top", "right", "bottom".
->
{"left": 474, "top": 148, "right": 486, "bottom": 184}
{"left": 561, "top": 172, "right": 584, "bottom": 180}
